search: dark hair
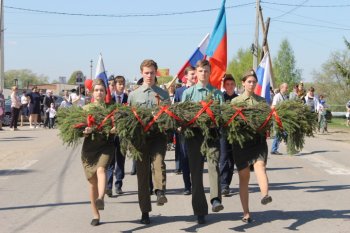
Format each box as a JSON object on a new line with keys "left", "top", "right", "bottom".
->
{"left": 108, "top": 75, "right": 115, "bottom": 81}
{"left": 115, "top": 75, "right": 126, "bottom": 84}
{"left": 195, "top": 60, "right": 211, "bottom": 69}
{"left": 242, "top": 69, "right": 257, "bottom": 82}
{"left": 140, "top": 59, "right": 158, "bottom": 71}
{"left": 223, "top": 74, "right": 235, "bottom": 84}
{"left": 309, "top": 87, "right": 315, "bottom": 92}
{"left": 184, "top": 66, "right": 195, "bottom": 75}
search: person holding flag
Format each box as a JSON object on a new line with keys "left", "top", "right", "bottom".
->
{"left": 231, "top": 69, "right": 272, "bottom": 224}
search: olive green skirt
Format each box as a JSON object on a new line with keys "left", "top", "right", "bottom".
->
{"left": 81, "top": 134, "right": 114, "bottom": 180}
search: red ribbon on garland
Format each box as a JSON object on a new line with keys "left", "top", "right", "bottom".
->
{"left": 131, "top": 107, "right": 145, "bottom": 128}
{"left": 258, "top": 109, "right": 283, "bottom": 131}
{"left": 97, "top": 109, "right": 117, "bottom": 130}
{"left": 224, "top": 106, "right": 247, "bottom": 127}
{"left": 144, "top": 105, "right": 183, "bottom": 132}
{"left": 73, "top": 114, "right": 97, "bottom": 129}
{"left": 184, "top": 100, "right": 217, "bottom": 127}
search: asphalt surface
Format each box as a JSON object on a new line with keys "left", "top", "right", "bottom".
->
{"left": 0, "top": 126, "right": 350, "bottom": 233}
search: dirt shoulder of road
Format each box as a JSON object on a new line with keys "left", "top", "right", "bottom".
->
{"left": 314, "top": 126, "right": 350, "bottom": 144}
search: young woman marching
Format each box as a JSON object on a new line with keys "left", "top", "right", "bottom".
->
{"left": 81, "top": 78, "right": 115, "bottom": 226}
{"left": 231, "top": 69, "right": 272, "bottom": 223}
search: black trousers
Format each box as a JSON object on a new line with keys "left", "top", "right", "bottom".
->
{"left": 10, "top": 107, "right": 20, "bottom": 129}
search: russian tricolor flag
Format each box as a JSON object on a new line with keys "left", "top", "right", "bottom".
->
{"left": 95, "top": 54, "right": 112, "bottom": 103}
{"left": 255, "top": 52, "right": 272, "bottom": 104}
{"left": 176, "top": 33, "right": 210, "bottom": 83}
{"left": 206, "top": 0, "right": 227, "bottom": 90}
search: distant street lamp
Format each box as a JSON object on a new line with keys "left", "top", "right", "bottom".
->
{"left": 90, "top": 59, "right": 93, "bottom": 79}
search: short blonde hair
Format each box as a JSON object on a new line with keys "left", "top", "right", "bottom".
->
{"left": 12, "top": 86, "right": 18, "bottom": 91}
{"left": 92, "top": 78, "right": 106, "bottom": 92}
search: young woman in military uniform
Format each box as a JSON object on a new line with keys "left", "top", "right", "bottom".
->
{"left": 81, "top": 78, "right": 115, "bottom": 226}
{"left": 231, "top": 69, "right": 272, "bottom": 223}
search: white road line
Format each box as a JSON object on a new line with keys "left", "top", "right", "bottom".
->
{"left": 0, "top": 160, "right": 39, "bottom": 180}
{"left": 301, "top": 153, "right": 350, "bottom": 175}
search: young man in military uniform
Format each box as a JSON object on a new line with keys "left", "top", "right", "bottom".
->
{"left": 181, "top": 60, "right": 224, "bottom": 224}
{"left": 128, "top": 59, "right": 170, "bottom": 224}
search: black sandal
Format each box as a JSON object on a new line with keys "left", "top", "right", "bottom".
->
{"left": 95, "top": 198, "right": 104, "bottom": 210}
{"left": 261, "top": 195, "right": 272, "bottom": 205}
{"left": 90, "top": 218, "right": 100, "bottom": 226}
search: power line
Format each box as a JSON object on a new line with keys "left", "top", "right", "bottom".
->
{"left": 263, "top": 5, "right": 350, "bottom": 28}
{"left": 273, "top": 19, "right": 350, "bottom": 31}
{"left": 4, "top": 2, "right": 255, "bottom": 18}
{"left": 261, "top": 1, "right": 350, "bottom": 8}
{"left": 272, "top": 0, "right": 308, "bottom": 19}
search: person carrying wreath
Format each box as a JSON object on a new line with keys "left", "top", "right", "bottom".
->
{"left": 231, "top": 69, "right": 272, "bottom": 224}
{"left": 80, "top": 78, "right": 115, "bottom": 226}
{"left": 181, "top": 60, "right": 224, "bottom": 224}
{"left": 127, "top": 59, "right": 170, "bottom": 225}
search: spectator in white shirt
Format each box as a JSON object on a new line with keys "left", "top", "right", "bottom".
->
{"left": 271, "top": 83, "right": 289, "bottom": 155}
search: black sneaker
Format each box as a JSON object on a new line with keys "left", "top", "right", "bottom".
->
{"left": 270, "top": 151, "right": 283, "bottom": 155}
{"left": 156, "top": 190, "right": 168, "bottom": 206}
{"left": 221, "top": 187, "right": 230, "bottom": 196}
{"left": 130, "top": 170, "right": 136, "bottom": 175}
{"left": 211, "top": 199, "right": 224, "bottom": 212}
{"left": 106, "top": 189, "right": 112, "bottom": 197}
{"left": 183, "top": 189, "right": 191, "bottom": 195}
{"left": 140, "top": 212, "right": 150, "bottom": 224}
{"left": 116, "top": 188, "right": 123, "bottom": 195}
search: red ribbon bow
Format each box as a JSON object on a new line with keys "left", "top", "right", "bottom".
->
{"left": 184, "top": 100, "right": 217, "bottom": 127}
{"left": 144, "top": 105, "right": 183, "bottom": 132}
{"left": 258, "top": 109, "right": 283, "bottom": 131}
{"left": 224, "top": 106, "right": 247, "bottom": 127}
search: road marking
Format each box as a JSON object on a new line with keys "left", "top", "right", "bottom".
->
{"left": 301, "top": 154, "right": 350, "bottom": 175}
{"left": 0, "top": 160, "right": 38, "bottom": 180}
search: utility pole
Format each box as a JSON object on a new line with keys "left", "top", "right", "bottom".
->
{"left": 90, "top": 59, "right": 93, "bottom": 79}
{"left": 259, "top": 6, "right": 275, "bottom": 88}
{"left": 0, "top": 0, "right": 4, "bottom": 90}
{"left": 252, "top": 0, "right": 260, "bottom": 70}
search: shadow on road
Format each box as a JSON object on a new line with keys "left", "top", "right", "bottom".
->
{"left": 249, "top": 180, "right": 350, "bottom": 193}
{"left": 102, "top": 208, "right": 350, "bottom": 232}
{"left": 231, "top": 209, "right": 350, "bottom": 231}
{"left": 0, "top": 136, "right": 36, "bottom": 142}
{"left": 0, "top": 169, "right": 35, "bottom": 176}
{"left": 267, "top": 166, "right": 303, "bottom": 171}
{"left": 298, "top": 150, "right": 339, "bottom": 156}
{"left": 0, "top": 201, "right": 90, "bottom": 211}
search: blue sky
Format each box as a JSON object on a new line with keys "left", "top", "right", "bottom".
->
{"left": 4, "top": 0, "right": 350, "bottom": 84}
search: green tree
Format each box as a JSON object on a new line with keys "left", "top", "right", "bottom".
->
{"left": 68, "top": 70, "right": 85, "bottom": 85}
{"left": 4, "top": 69, "right": 48, "bottom": 89}
{"left": 312, "top": 38, "right": 350, "bottom": 109}
{"left": 227, "top": 47, "right": 254, "bottom": 86}
{"left": 273, "top": 39, "right": 302, "bottom": 87}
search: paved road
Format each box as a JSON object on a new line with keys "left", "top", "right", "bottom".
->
{"left": 0, "top": 127, "right": 350, "bottom": 233}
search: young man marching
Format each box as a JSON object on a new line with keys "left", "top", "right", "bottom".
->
{"left": 181, "top": 60, "right": 224, "bottom": 224}
{"left": 128, "top": 59, "right": 170, "bottom": 224}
